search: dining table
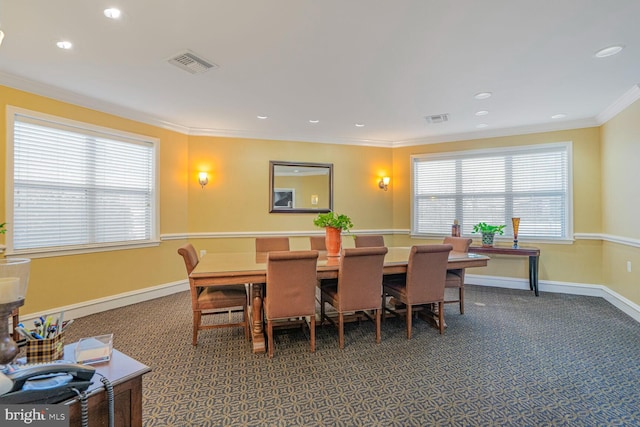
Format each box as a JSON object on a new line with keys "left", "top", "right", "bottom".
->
{"left": 190, "top": 247, "right": 490, "bottom": 353}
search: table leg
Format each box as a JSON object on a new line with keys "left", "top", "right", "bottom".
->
{"left": 529, "top": 255, "right": 540, "bottom": 297}
{"left": 250, "top": 283, "right": 266, "bottom": 353}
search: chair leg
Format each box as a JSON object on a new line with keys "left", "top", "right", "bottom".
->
{"left": 267, "top": 319, "right": 274, "bottom": 358}
{"left": 310, "top": 315, "right": 316, "bottom": 353}
{"left": 338, "top": 312, "right": 345, "bottom": 349}
{"left": 375, "top": 308, "right": 381, "bottom": 344}
{"left": 244, "top": 304, "right": 250, "bottom": 341}
{"left": 438, "top": 302, "right": 444, "bottom": 335}
{"left": 459, "top": 287, "right": 464, "bottom": 314}
{"left": 192, "top": 311, "right": 201, "bottom": 346}
{"left": 406, "top": 305, "right": 412, "bottom": 339}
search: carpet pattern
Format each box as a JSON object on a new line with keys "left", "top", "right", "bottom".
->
{"left": 59, "top": 285, "right": 640, "bottom": 426}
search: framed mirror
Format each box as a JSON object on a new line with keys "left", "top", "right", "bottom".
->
{"left": 269, "top": 161, "right": 333, "bottom": 213}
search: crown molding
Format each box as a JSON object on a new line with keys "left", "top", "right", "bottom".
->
{"left": 596, "top": 84, "right": 640, "bottom": 124}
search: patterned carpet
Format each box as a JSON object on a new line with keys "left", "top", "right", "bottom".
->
{"left": 60, "top": 285, "right": 640, "bottom": 427}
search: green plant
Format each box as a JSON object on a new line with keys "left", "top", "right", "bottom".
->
{"left": 472, "top": 222, "right": 505, "bottom": 235}
{"left": 0, "top": 222, "right": 6, "bottom": 234}
{"left": 313, "top": 212, "right": 353, "bottom": 232}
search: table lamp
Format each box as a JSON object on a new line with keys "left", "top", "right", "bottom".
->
{"left": 0, "top": 258, "right": 30, "bottom": 364}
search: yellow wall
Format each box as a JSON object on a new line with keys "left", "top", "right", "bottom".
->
{"left": 601, "top": 98, "right": 640, "bottom": 301}
{"left": 2, "top": 83, "right": 640, "bottom": 314}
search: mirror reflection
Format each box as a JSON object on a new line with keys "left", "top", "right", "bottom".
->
{"left": 269, "top": 161, "right": 333, "bottom": 213}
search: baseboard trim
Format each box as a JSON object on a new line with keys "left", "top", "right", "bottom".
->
{"left": 19, "top": 280, "right": 189, "bottom": 325}
{"left": 466, "top": 274, "right": 640, "bottom": 323}
{"left": 18, "top": 275, "right": 640, "bottom": 327}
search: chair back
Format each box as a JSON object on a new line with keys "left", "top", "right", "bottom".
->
{"left": 405, "top": 244, "right": 452, "bottom": 304}
{"left": 309, "top": 236, "right": 326, "bottom": 251}
{"left": 265, "top": 250, "right": 319, "bottom": 319}
{"left": 337, "top": 246, "right": 388, "bottom": 311}
{"left": 443, "top": 236, "right": 472, "bottom": 253}
{"left": 354, "top": 235, "right": 385, "bottom": 248}
{"left": 177, "top": 243, "right": 199, "bottom": 275}
{"left": 256, "top": 237, "right": 290, "bottom": 253}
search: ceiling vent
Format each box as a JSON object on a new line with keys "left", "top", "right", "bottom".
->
{"left": 168, "top": 50, "right": 218, "bottom": 74}
{"left": 425, "top": 113, "right": 450, "bottom": 124}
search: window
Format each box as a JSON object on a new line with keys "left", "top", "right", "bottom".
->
{"left": 7, "top": 108, "right": 158, "bottom": 255}
{"left": 411, "top": 142, "right": 572, "bottom": 241}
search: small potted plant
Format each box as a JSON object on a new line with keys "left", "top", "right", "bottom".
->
{"left": 472, "top": 222, "right": 505, "bottom": 247}
{"left": 313, "top": 212, "right": 353, "bottom": 256}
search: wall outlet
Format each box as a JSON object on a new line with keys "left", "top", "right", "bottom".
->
{"left": 627, "top": 261, "right": 632, "bottom": 273}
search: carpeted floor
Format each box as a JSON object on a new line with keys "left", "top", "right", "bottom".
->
{"left": 60, "top": 285, "right": 640, "bottom": 426}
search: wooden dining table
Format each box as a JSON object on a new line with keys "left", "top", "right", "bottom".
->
{"left": 190, "top": 247, "right": 490, "bottom": 353}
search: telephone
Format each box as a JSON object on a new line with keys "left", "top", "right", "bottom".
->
{"left": 0, "top": 360, "right": 95, "bottom": 404}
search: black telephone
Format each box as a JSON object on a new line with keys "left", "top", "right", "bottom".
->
{"left": 0, "top": 360, "right": 95, "bottom": 404}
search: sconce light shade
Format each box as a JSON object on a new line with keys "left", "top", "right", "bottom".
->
{"left": 378, "top": 176, "right": 390, "bottom": 191}
{"left": 311, "top": 195, "right": 319, "bottom": 205}
{"left": 198, "top": 172, "right": 209, "bottom": 189}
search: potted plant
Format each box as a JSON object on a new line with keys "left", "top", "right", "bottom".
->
{"left": 313, "top": 212, "right": 353, "bottom": 257}
{"left": 0, "top": 222, "right": 6, "bottom": 234}
{"left": 472, "top": 222, "right": 505, "bottom": 247}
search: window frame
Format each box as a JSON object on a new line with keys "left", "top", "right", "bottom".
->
{"left": 5, "top": 106, "right": 160, "bottom": 258}
{"left": 410, "top": 142, "right": 574, "bottom": 244}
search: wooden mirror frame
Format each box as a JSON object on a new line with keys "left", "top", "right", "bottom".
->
{"left": 269, "top": 161, "right": 333, "bottom": 213}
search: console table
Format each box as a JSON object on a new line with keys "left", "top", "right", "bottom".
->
{"left": 469, "top": 245, "right": 541, "bottom": 296}
{"left": 63, "top": 344, "right": 151, "bottom": 427}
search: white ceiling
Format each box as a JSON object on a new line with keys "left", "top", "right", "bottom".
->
{"left": 1, "top": 0, "right": 639, "bottom": 147}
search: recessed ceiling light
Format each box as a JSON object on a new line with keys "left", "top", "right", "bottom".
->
{"left": 475, "top": 110, "right": 489, "bottom": 116}
{"left": 257, "top": 115, "right": 268, "bottom": 120}
{"left": 103, "top": 8, "right": 121, "bottom": 19}
{"left": 355, "top": 123, "right": 365, "bottom": 127}
{"left": 474, "top": 92, "right": 492, "bottom": 100}
{"left": 56, "top": 41, "right": 72, "bottom": 49}
{"left": 309, "top": 119, "right": 319, "bottom": 124}
{"left": 594, "top": 45, "right": 624, "bottom": 58}
{"left": 476, "top": 123, "right": 488, "bottom": 128}
{"left": 551, "top": 114, "right": 567, "bottom": 119}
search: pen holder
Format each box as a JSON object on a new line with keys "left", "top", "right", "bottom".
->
{"left": 26, "top": 331, "right": 65, "bottom": 363}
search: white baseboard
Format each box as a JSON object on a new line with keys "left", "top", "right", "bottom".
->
{"left": 19, "top": 280, "right": 189, "bottom": 325}
{"left": 17, "top": 275, "right": 640, "bottom": 327}
{"left": 466, "top": 273, "right": 640, "bottom": 323}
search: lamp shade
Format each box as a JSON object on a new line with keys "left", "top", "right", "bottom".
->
{"left": 0, "top": 258, "right": 30, "bottom": 303}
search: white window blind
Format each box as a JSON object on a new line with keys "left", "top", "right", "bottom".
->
{"left": 411, "top": 142, "right": 571, "bottom": 240}
{"left": 10, "top": 112, "right": 157, "bottom": 253}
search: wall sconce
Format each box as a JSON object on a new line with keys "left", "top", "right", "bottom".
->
{"left": 311, "top": 195, "right": 319, "bottom": 205}
{"left": 378, "top": 176, "right": 390, "bottom": 191}
{"left": 198, "top": 172, "right": 209, "bottom": 189}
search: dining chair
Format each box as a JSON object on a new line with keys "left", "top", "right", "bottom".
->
{"left": 354, "top": 235, "right": 385, "bottom": 247}
{"left": 382, "top": 244, "right": 452, "bottom": 338}
{"left": 309, "top": 235, "right": 326, "bottom": 251}
{"left": 320, "top": 246, "right": 388, "bottom": 349}
{"left": 255, "top": 237, "right": 290, "bottom": 253}
{"left": 264, "top": 250, "right": 319, "bottom": 358}
{"left": 177, "top": 244, "right": 249, "bottom": 346}
{"left": 443, "top": 236, "right": 473, "bottom": 314}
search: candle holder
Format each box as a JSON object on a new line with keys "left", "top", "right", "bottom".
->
{"left": 512, "top": 217, "right": 521, "bottom": 248}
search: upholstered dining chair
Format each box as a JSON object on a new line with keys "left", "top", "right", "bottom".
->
{"left": 178, "top": 243, "right": 249, "bottom": 346}
{"left": 382, "top": 244, "right": 452, "bottom": 338}
{"left": 255, "top": 237, "right": 290, "bottom": 253}
{"left": 354, "top": 235, "right": 385, "bottom": 248}
{"left": 264, "top": 250, "right": 319, "bottom": 358}
{"left": 309, "top": 236, "right": 326, "bottom": 251}
{"left": 320, "top": 246, "right": 388, "bottom": 349}
{"left": 443, "top": 236, "right": 473, "bottom": 314}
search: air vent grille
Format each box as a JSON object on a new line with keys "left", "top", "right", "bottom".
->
{"left": 168, "top": 51, "right": 217, "bottom": 74}
{"left": 425, "top": 113, "right": 450, "bottom": 124}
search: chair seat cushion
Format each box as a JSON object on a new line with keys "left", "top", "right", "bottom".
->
{"left": 197, "top": 285, "right": 246, "bottom": 309}
{"left": 445, "top": 271, "right": 463, "bottom": 288}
